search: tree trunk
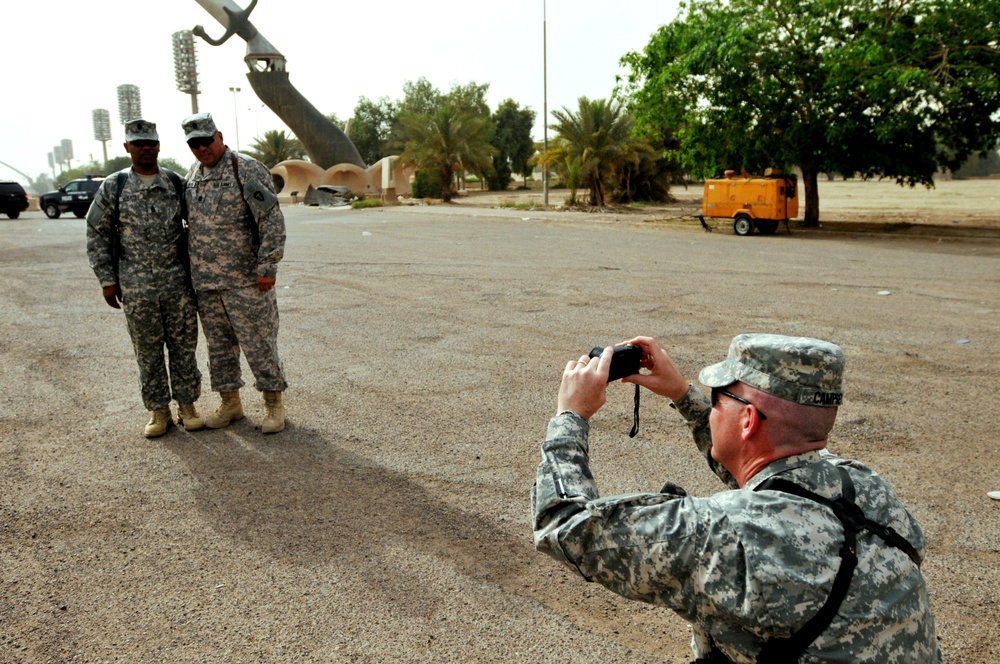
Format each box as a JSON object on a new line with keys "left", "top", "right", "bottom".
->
{"left": 800, "top": 164, "right": 820, "bottom": 227}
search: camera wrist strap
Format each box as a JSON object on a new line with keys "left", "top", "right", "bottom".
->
{"left": 629, "top": 384, "right": 640, "bottom": 438}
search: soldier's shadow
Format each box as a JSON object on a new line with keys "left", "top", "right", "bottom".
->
{"left": 162, "top": 422, "right": 536, "bottom": 618}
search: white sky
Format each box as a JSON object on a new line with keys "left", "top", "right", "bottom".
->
{"left": 2, "top": 0, "right": 683, "bottom": 185}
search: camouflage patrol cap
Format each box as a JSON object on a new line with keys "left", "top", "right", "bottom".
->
{"left": 124, "top": 119, "right": 158, "bottom": 142}
{"left": 699, "top": 334, "right": 845, "bottom": 407}
{"left": 181, "top": 112, "right": 218, "bottom": 140}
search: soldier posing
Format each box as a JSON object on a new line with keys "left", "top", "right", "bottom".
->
{"left": 86, "top": 119, "right": 204, "bottom": 438}
{"left": 181, "top": 112, "right": 288, "bottom": 434}
{"left": 532, "top": 334, "right": 941, "bottom": 662}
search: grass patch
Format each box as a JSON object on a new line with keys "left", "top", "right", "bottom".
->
{"left": 496, "top": 198, "right": 536, "bottom": 210}
{"left": 351, "top": 198, "right": 384, "bottom": 210}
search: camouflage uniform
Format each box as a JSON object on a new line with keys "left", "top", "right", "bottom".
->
{"left": 532, "top": 335, "right": 941, "bottom": 663}
{"left": 86, "top": 169, "right": 201, "bottom": 410}
{"left": 185, "top": 146, "right": 287, "bottom": 393}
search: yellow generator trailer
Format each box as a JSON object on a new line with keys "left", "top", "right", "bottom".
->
{"left": 698, "top": 170, "right": 798, "bottom": 235}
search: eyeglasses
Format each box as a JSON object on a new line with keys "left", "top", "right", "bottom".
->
{"left": 187, "top": 136, "right": 215, "bottom": 149}
{"left": 711, "top": 387, "right": 767, "bottom": 420}
{"left": 130, "top": 140, "right": 159, "bottom": 148}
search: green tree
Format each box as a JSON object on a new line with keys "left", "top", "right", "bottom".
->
{"left": 620, "top": 0, "right": 1000, "bottom": 226}
{"left": 325, "top": 112, "right": 346, "bottom": 131}
{"left": 398, "top": 104, "right": 496, "bottom": 202}
{"left": 245, "top": 130, "right": 307, "bottom": 168}
{"left": 489, "top": 99, "right": 537, "bottom": 190}
{"left": 447, "top": 81, "right": 491, "bottom": 117}
{"left": 348, "top": 96, "right": 397, "bottom": 165}
{"left": 544, "top": 97, "right": 640, "bottom": 207}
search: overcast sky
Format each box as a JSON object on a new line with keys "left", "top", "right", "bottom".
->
{"left": 2, "top": 0, "right": 683, "bottom": 184}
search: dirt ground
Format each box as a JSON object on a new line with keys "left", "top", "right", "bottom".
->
{"left": 1, "top": 179, "right": 998, "bottom": 662}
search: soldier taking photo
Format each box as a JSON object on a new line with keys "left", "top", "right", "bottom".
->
{"left": 532, "top": 334, "right": 941, "bottom": 662}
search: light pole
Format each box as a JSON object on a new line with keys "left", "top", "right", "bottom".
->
{"left": 229, "top": 86, "right": 241, "bottom": 150}
{"left": 543, "top": 0, "right": 549, "bottom": 206}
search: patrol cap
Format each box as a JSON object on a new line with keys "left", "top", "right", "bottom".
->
{"left": 182, "top": 112, "right": 218, "bottom": 140}
{"left": 699, "top": 333, "right": 845, "bottom": 407}
{"left": 124, "top": 119, "right": 159, "bottom": 143}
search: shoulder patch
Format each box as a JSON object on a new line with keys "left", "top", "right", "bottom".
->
{"left": 243, "top": 178, "right": 278, "bottom": 215}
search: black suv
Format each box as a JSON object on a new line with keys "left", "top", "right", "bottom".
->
{"left": 39, "top": 175, "right": 105, "bottom": 219}
{"left": 1, "top": 180, "right": 29, "bottom": 219}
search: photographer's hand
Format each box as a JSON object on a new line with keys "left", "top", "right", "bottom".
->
{"left": 621, "top": 336, "right": 690, "bottom": 402}
{"left": 557, "top": 346, "right": 613, "bottom": 421}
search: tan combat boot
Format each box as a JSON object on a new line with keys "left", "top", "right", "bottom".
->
{"left": 144, "top": 408, "right": 173, "bottom": 438}
{"left": 177, "top": 403, "right": 205, "bottom": 431}
{"left": 204, "top": 391, "right": 244, "bottom": 429}
{"left": 262, "top": 390, "right": 285, "bottom": 434}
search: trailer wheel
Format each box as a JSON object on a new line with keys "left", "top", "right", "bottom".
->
{"left": 733, "top": 214, "right": 754, "bottom": 236}
{"left": 757, "top": 220, "right": 779, "bottom": 235}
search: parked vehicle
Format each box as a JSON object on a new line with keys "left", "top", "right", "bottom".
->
{"left": 699, "top": 169, "right": 798, "bottom": 236}
{"left": 0, "top": 180, "right": 30, "bottom": 219}
{"left": 39, "top": 175, "right": 105, "bottom": 219}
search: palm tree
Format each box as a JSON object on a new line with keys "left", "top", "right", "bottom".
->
{"left": 545, "top": 97, "right": 639, "bottom": 207}
{"left": 246, "top": 130, "right": 307, "bottom": 168}
{"left": 398, "top": 105, "right": 496, "bottom": 202}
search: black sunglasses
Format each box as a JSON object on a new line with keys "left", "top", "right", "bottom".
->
{"left": 187, "top": 136, "right": 215, "bottom": 149}
{"left": 711, "top": 387, "right": 767, "bottom": 420}
{"left": 130, "top": 140, "right": 159, "bottom": 148}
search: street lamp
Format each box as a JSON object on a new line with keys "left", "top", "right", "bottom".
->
{"left": 543, "top": 0, "right": 549, "bottom": 206}
{"left": 229, "top": 86, "right": 241, "bottom": 150}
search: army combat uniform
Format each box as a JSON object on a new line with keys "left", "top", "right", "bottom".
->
{"left": 185, "top": 146, "right": 287, "bottom": 394}
{"left": 86, "top": 169, "right": 201, "bottom": 411}
{"left": 531, "top": 335, "right": 942, "bottom": 663}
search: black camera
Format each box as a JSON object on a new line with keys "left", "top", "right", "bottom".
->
{"left": 589, "top": 344, "right": 642, "bottom": 383}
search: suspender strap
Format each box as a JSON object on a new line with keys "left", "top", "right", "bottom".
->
{"left": 752, "top": 467, "right": 920, "bottom": 662}
{"left": 230, "top": 152, "right": 260, "bottom": 248}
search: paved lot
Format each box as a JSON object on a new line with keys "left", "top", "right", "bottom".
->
{"left": 2, "top": 204, "right": 998, "bottom": 661}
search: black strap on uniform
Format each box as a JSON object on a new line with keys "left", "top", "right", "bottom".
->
{"left": 115, "top": 169, "right": 185, "bottom": 219}
{"left": 752, "top": 466, "right": 921, "bottom": 663}
{"left": 112, "top": 169, "right": 190, "bottom": 282}
{"left": 229, "top": 152, "right": 260, "bottom": 248}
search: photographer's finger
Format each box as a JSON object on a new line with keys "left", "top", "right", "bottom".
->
{"left": 595, "top": 346, "right": 614, "bottom": 380}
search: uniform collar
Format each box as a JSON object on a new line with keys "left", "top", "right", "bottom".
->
{"left": 743, "top": 450, "right": 828, "bottom": 492}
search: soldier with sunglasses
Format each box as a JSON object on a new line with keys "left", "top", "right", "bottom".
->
{"left": 532, "top": 334, "right": 941, "bottom": 662}
{"left": 181, "top": 112, "right": 288, "bottom": 434}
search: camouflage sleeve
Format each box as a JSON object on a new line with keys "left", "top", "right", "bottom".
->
{"left": 531, "top": 412, "right": 707, "bottom": 613}
{"left": 531, "top": 413, "right": 599, "bottom": 569}
{"left": 672, "top": 385, "right": 739, "bottom": 489}
{"left": 240, "top": 155, "right": 285, "bottom": 279}
{"left": 85, "top": 177, "right": 117, "bottom": 287}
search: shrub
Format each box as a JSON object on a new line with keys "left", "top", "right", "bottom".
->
{"left": 412, "top": 170, "right": 444, "bottom": 199}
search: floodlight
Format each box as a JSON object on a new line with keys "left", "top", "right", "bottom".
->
{"left": 92, "top": 109, "right": 111, "bottom": 142}
{"left": 117, "top": 84, "right": 142, "bottom": 124}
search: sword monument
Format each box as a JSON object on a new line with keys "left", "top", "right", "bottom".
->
{"left": 191, "top": 0, "right": 366, "bottom": 169}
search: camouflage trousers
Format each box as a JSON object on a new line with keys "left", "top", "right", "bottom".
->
{"left": 123, "top": 289, "right": 202, "bottom": 410}
{"left": 197, "top": 286, "right": 287, "bottom": 393}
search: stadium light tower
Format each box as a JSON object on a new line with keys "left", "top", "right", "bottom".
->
{"left": 61, "top": 139, "right": 74, "bottom": 170}
{"left": 47, "top": 152, "right": 55, "bottom": 178}
{"left": 172, "top": 30, "right": 201, "bottom": 113}
{"left": 92, "top": 109, "right": 111, "bottom": 168}
{"left": 53, "top": 145, "right": 64, "bottom": 173}
{"left": 117, "top": 84, "right": 142, "bottom": 125}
